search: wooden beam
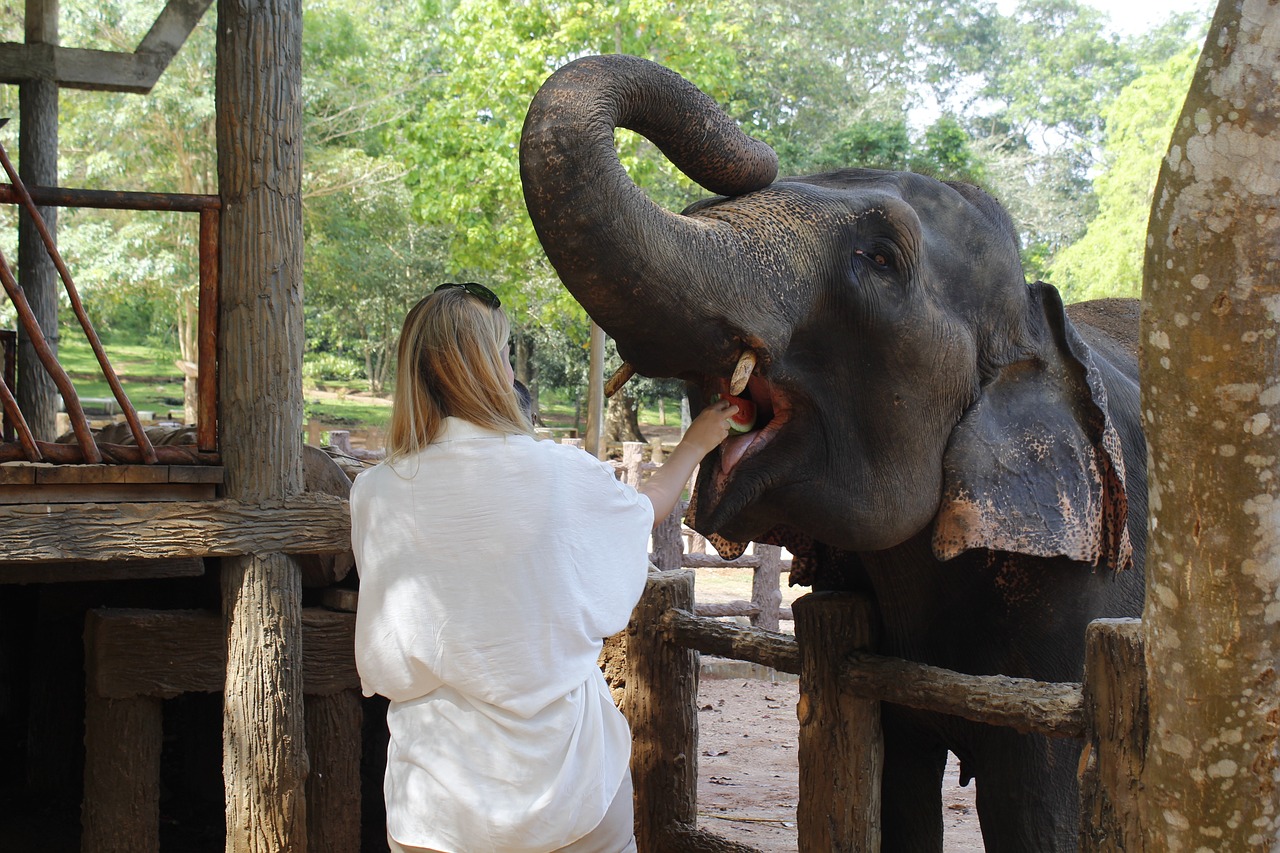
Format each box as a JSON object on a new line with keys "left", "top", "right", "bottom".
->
{"left": 0, "top": 556, "right": 204, "bottom": 584}
{"left": 85, "top": 607, "right": 359, "bottom": 699}
{"left": 0, "top": 493, "right": 350, "bottom": 562}
{"left": 0, "top": 1, "right": 212, "bottom": 92}
{"left": 136, "top": 0, "right": 214, "bottom": 63}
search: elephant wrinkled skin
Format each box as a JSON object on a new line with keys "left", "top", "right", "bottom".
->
{"left": 521, "top": 54, "right": 1145, "bottom": 852}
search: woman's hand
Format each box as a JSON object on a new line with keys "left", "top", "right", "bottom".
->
{"left": 638, "top": 398, "right": 739, "bottom": 527}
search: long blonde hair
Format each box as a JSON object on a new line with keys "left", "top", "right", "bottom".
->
{"left": 385, "top": 286, "right": 532, "bottom": 461}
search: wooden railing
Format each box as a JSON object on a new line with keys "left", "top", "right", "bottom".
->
{"left": 621, "top": 571, "right": 1146, "bottom": 852}
{"left": 0, "top": 179, "right": 220, "bottom": 465}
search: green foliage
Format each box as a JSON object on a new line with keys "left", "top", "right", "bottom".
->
{"left": 303, "top": 351, "right": 366, "bottom": 383}
{"left": 1049, "top": 44, "right": 1201, "bottom": 301}
{"left": 0, "top": 0, "right": 1214, "bottom": 423}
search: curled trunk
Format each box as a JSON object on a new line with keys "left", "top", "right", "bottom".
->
{"left": 520, "top": 54, "right": 777, "bottom": 379}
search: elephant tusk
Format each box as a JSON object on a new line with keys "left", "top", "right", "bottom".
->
{"left": 604, "top": 361, "right": 637, "bottom": 398}
{"left": 729, "top": 350, "right": 756, "bottom": 396}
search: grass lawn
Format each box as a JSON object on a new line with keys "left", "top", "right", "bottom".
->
{"left": 52, "top": 336, "right": 685, "bottom": 438}
{"left": 58, "top": 336, "right": 187, "bottom": 414}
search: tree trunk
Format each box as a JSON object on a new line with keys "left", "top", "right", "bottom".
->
{"left": 16, "top": 0, "right": 59, "bottom": 441}
{"left": 216, "top": 1, "right": 308, "bottom": 851}
{"left": 604, "top": 390, "right": 645, "bottom": 443}
{"left": 1139, "top": 0, "right": 1280, "bottom": 847}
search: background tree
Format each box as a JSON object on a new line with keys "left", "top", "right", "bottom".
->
{"left": 1049, "top": 41, "right": 1200, "bottom": 301}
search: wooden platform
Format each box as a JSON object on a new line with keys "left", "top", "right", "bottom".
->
{"left": 0, "top": 462, "right": 223, "bottom": 504}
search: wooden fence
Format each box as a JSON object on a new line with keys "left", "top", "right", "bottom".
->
{"left": 622, "top": 570, "right": 1146, "bottom": 852}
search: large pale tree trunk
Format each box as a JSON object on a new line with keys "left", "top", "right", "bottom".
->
{"left": 216, "top": 1, "right": 308, "bottom": 851}
{"left": 16, "top": 0, "right": 58, "bottom": 441}
{"left": 1140, "top": 0, "right": 1280, "bottom": 847}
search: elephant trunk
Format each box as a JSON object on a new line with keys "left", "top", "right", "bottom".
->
{"left": 519, "top": 54, "right": 778, "bottom": 378}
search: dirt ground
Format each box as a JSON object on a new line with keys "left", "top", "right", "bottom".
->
{"left": 695, "top": 673, "right": 984, "bottom": 851}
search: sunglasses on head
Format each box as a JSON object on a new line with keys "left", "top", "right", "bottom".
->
{"left": 434, "top": 281, "right": 501, "bottom": 309}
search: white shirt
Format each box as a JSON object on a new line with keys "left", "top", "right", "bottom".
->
{"left": 351, "top": 418, "right": 653, "bottom": 852}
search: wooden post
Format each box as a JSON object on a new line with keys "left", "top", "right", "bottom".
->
{"left": 584, "top": 322, "right": 605, "bottom": 459}
{"left": 216, "top": 0, "right": 308, "bottom": 850}
{"left": 305, "top": 690, "right": 363, "bottom": 853}
{"left": 623, "top": 570, "right": 757, "bottom": 851}
{"left": 751, "top": 544, "right": 784, "bottom": 632}
{"left": 621, "top": 440, "right": 644, "bottom": 487}
{"left": 650, "top": 501, "right": 684, "bottom": 571}
{"left": 81, "top": 693, "right": 163, "bottom": 853}
{"left": 625, "top": 570, "right": 698, "bottom": 849}
{"left": 1079, "top": 618, "right": 1147, "bottom": 852}
{"left": 794, "top": 591, "right": 882, "bottom": 852}
{"left": 15, "top": 0, "right": 59, "bottom": 441}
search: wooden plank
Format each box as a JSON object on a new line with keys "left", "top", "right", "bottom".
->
{"left": 0, "top": 464, "right": 36, "bottom": 485}
{"left": 0, "top": 482, "right": 214, "bottom": 504}
{"left": 0, "top": 557, "right": 204, "bottom": 584}
{"left": 36, "top": 464, "right": 130, "bottom": 485}
{"left": 85, "top": 607, "right": 358, "bottom": 699}
{"left": 0, "top": 493, "right": 349, "bottom": 561}
{"left": 167, "top": 464, "right": 224, "bottom": 484}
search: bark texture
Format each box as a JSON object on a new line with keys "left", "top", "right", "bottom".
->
{"left": 16, "top": 0, "right": 59, "bottom": 441}
{"left": 1140, "top": 1, "right": 1280, "bottom": 848}
{"left": 215, "top": 0, "right": 308, "bottom": 850}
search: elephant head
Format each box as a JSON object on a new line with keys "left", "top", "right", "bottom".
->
{"left": 520, "top": 55, "right": 1131, "bottom": 574}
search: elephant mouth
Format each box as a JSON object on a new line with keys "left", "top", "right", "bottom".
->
{"left": 700, "top": 370, "right": 792, "bottom": 519}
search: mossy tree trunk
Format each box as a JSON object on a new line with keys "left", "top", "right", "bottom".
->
{"left": 1139, "top": 0, "right": 1280, "bottom": 846}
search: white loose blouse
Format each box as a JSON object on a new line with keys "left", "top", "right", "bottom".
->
{"left": 351, "top": 417, "right": 653, "bottom": 853}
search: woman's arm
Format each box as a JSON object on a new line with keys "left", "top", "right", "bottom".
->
{"left": 639, "top": 399, "right": 738, "bottom": 527}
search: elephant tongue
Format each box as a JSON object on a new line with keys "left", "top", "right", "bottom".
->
{"left": 719, "top": 430, "right": 761, "bottom": 477}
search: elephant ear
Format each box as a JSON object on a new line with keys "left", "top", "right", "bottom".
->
{"left": 932, "top": 282, "right": 1132, "bottom": 572}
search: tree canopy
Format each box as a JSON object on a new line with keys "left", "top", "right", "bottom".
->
{"left": 0, "top": 0, "right": 1213, "bottom": 400}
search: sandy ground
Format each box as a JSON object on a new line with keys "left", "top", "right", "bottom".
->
{"left": 695, "top": 674, "right": 984, "bottom": 851}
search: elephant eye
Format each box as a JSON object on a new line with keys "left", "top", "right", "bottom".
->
{"left": 854, "top": 248, "right": 891, "bottom": 270}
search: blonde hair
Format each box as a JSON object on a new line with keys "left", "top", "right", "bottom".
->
{"left": 385, "top": 286, "right": 532, "bottom": 461}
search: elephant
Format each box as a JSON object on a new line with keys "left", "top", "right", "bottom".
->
{"left": 520, "top": 54, "right": 1145, "bottom": 852}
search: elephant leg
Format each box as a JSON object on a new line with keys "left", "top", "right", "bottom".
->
{"left": 974, "top": 730, "right": 1080, "bottom": 852}
{"left": 880, "top": 714, "right": 948, "bottom": 852}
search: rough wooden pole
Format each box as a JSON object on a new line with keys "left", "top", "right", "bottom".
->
{"left": 625, "top": 569, "right": 699, "bottom": 849}
{"left": 585, "top": 322, "right": 605, "bottom": 458}
{"left": 751, "top": 544, "right": 784, "bottom": 632}
{"left": 215, "top": 1, "right": 308, "bottom": 851}
{"left": 795, "top": 591, "right": 882, "bottom": 852}
{"left": 16, "top": 0, "right": 59, "bottom": 441}
{"left": 1078, "top": 618, "right": 1147, "bottom": 852}
{"left": 1139, "top": 0, "right": 1280, "bottom": 847}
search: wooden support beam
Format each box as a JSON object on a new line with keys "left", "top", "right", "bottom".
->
{"left": 83, "top": 607, "right": 361, "bottom": 853}
{"left": 81, "top": 692, "right": 163, "bottom": 853}
{"left": 0, "top": 493, "right": 349, "bottom": 562}
{"left": 84, "top": 608, "right": 358, "bottom": 699}
{"left": 795, "top": 592, "right": 882, "bottom": 853}
{"left": 0, "top": 556, "right": 204, "bottom": 584}
{"left": 0, "top": 1, "right": 213, "bottom": 92}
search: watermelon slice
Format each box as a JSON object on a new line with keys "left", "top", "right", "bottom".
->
{"left": 711, "top": 393, "right": 757, "bottom": 433}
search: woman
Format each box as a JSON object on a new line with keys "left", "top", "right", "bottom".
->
{"left": 351, "top": 282, "right": 738, "bottom": 853}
